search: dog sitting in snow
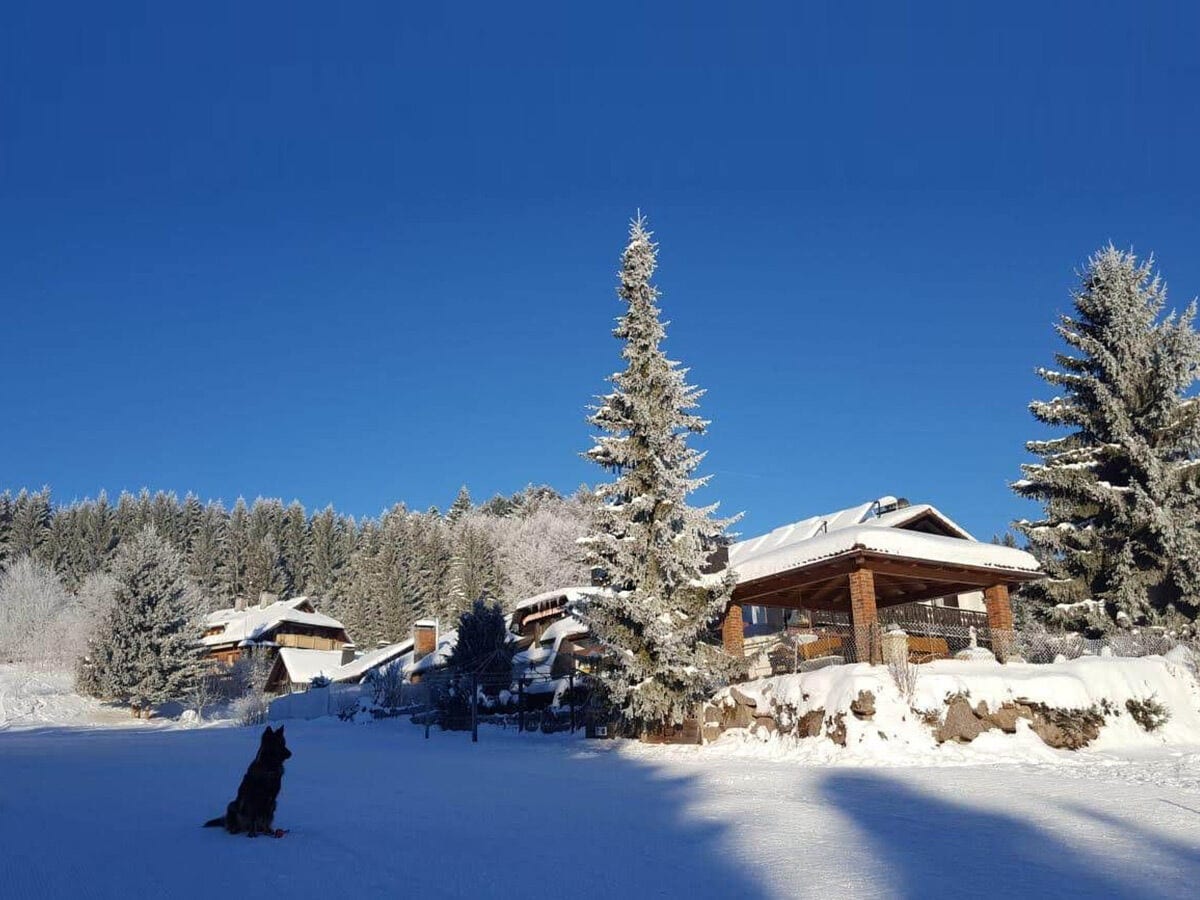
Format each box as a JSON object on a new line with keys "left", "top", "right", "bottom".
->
{"left": 204, "top": 725, "right": 292, "bottom": 837}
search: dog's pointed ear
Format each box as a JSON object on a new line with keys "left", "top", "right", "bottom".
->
{"left": 276, "top": 725, "right": 285, "bottom": 735}
{"left": 263, "top": 725, "right": 272, "bottom": 738}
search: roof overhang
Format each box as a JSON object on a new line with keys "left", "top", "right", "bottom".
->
{"left": 732, "top": 527, "right": 1041, "bottom": 610}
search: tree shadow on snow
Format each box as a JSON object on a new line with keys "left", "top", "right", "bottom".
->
{"left": 819, "top": 771, "right": 1197, "bottom": 899}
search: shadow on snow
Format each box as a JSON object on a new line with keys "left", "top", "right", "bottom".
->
{"left": 0, "top": 721, "right": 768, "bottom": 899}
{"left": 820, "top": 770, "right": 1199, "bottom": 899}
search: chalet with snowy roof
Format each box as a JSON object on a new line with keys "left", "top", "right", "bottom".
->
{"left": 720, "top": 496, "right": 1041, "bottom": 664}
{"left": 201, "top": 593, "right": 351, "bottom": 666}
{"left": 510, "top": 588, "right": 605, "bottom": 679}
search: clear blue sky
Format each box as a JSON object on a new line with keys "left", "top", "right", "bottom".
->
{"left": 4, "top": 2, "right": 1199, "bottom": 540}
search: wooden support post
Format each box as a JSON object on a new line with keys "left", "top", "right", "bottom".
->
{"left": 848, "top": 567, "right": 881, "bottom": 664}
{"left": 984, "top": 583, "right": 1015, "bottom": 663}
{"left": 722, "top": 603, "right": 745, "bottom": 658}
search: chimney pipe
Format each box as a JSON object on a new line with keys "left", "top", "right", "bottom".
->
{"left": 340, "top": 643, "right": 357, "bottom": 666}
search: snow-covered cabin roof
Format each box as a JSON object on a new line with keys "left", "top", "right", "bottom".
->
{"left": 201, "top": 596, "right": 345, "bottom": 647}
{"left": 276, "top": 648, "right": 346, "bottom": 685}
{"left": 332, "top": 639, "right": 415, "bottom": 683}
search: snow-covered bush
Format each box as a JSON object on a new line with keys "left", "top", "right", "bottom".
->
{"left": 186, "top": 666, "right": 222, "bottom": 721}
{"left": 1125, "top": 695, "right": 1170, "bottom": 732}
{"left": 229, "top": 647, "right": 273, "bottom": 697}
{"left": 231, "top": 692, "right": 268, "bottom": 726}
{"left": 365, "top": 662, "right": 405, "bottom": 708}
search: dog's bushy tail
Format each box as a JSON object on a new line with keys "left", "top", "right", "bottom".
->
{"left": 202, "top": 816, "right": 225, "bottom": 828}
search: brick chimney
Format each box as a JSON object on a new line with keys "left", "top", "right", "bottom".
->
{"left": 413, "top": 619, "right": 438, "bottom": 662}
{"left": 258, "top": 591, "right": 278, "bottom": 609}
{"left": 234, "top": 597, "right": 247, "bottom": 612}
{"left": 340, "top": 643, "right": 357, "bottom": 666}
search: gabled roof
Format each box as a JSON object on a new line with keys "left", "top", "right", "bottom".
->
{"left": 275, "top": 648, "right": 346, "bottom": 685}
{"left": 201, "top": 596, "right": 345, "bottom": 647}
{"left": 332, "top": 639, "right": 415, "bottom": 683}
{"left": 729, "top": 498, "right": 1037, "bottom": 588}
{"left": 727, "top": 499, "right": 974, "bottom": 570}
{"left": 732, "top": 526, "right": 1040, "bottom": 585}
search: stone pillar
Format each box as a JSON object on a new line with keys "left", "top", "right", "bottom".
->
{"left": 984, "top": 584, "right": 1015, "bottom": 663}
{"left": 848, "top": 567, "right": 881, "bottom": 664}
{"left": 881, "top": 627, "right": 909, "bottom": 669}
{"left": 722, "top": 603, "right": 745, "bottom": 658}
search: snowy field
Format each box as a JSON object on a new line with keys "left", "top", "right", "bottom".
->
{"left": 2, "top": 676, "right": 1200, "bottom": 900}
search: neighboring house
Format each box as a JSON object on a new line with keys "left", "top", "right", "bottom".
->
{"left": 201, "top": 593, "right": 351, "bottom": 668}
{"left": 510, "top": 588, "right": 604, "bottom": 681}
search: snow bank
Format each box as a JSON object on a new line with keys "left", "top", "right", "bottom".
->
{"left": 708, "top": 655, "right": 1200, "bottom": 763}
{"left": 0, "top": 664, "right": 167, "bottom": 730}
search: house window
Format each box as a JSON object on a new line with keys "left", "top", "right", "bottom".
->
{"left": 941, "top": 595, "right": 960, "bottom": 609}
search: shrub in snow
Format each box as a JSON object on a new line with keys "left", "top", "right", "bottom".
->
{"left": 309, "top": 674, "right": 332, "bottom": 689}
{"left": 365, "top": 663, "right": 406, "bottom": 708}
{"left": 186, "top": 666, "right": 222, "bottom": 722}
{"left": 579, "top": 216, "right": 739, "bottom": 734}
{"left": 1125, "top": 695, "right": 1170, "bottom": 732}
{"left": 231, "top": 692, "right": 268, "bottom": 727}
{"left": 1014, "top": 246, "right": 1200, "bottom": 633}
{"left": 229, "top": 647, "right": 274, "bottom": 698}
{"left": 886, "top": 650, "right": 919, "bottom": 705}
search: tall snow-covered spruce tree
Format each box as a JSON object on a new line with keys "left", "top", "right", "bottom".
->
{"left": 581, "top": 216, "right": 738, "bottom": 733}
{"left": 1014, "top": 246, "right": 1200, "bottom": 634}
{"left": 78, "top": 525, "right": 203, "bottom": 712}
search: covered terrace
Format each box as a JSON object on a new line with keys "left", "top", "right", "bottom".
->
{"left": 722, "top": 525, "right": 1041, "bottom": 663}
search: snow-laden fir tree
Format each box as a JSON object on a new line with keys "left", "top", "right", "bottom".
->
{"left": 580, "top": 215, "right": 738, "bottom": 732}
{"left": 1014, "top": 246, "right": 1200, "bottom": 633}
{"left": 78, "top": 525, "right": 204, "bottom": 712}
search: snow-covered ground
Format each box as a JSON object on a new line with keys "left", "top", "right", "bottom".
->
{"left": 0, "top": 664, "right": 165, "bottom": 731}
{"left": 2, "top": 665, "right": 1199, "bottom": 898}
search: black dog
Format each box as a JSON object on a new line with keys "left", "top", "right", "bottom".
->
{"left": 204, "top": 725, "right": 292, "bottom": 837}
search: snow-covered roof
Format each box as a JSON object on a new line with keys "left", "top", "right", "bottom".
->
{"left": 406, "top": 628, "right": 459, "bottom": 676}
{"left": 276, "top": 648, "right": 347, "bottom": 685}
{"left": 728, "top": 499, "right": 973, "bottom": 570}
{"left": 201, "top": 596, "right": 345, "bottom": 647}
{"left": 732, "top": 525, "right": 1040, "bottom": 585}
{"left": 332, "top": 639, "right": 414, "bottom": 683}
{"left": 538, "top": 614, "right": 588, "bottom": 645}
{"left": 510, "top": 586, "right": 597, "bottom": 613}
